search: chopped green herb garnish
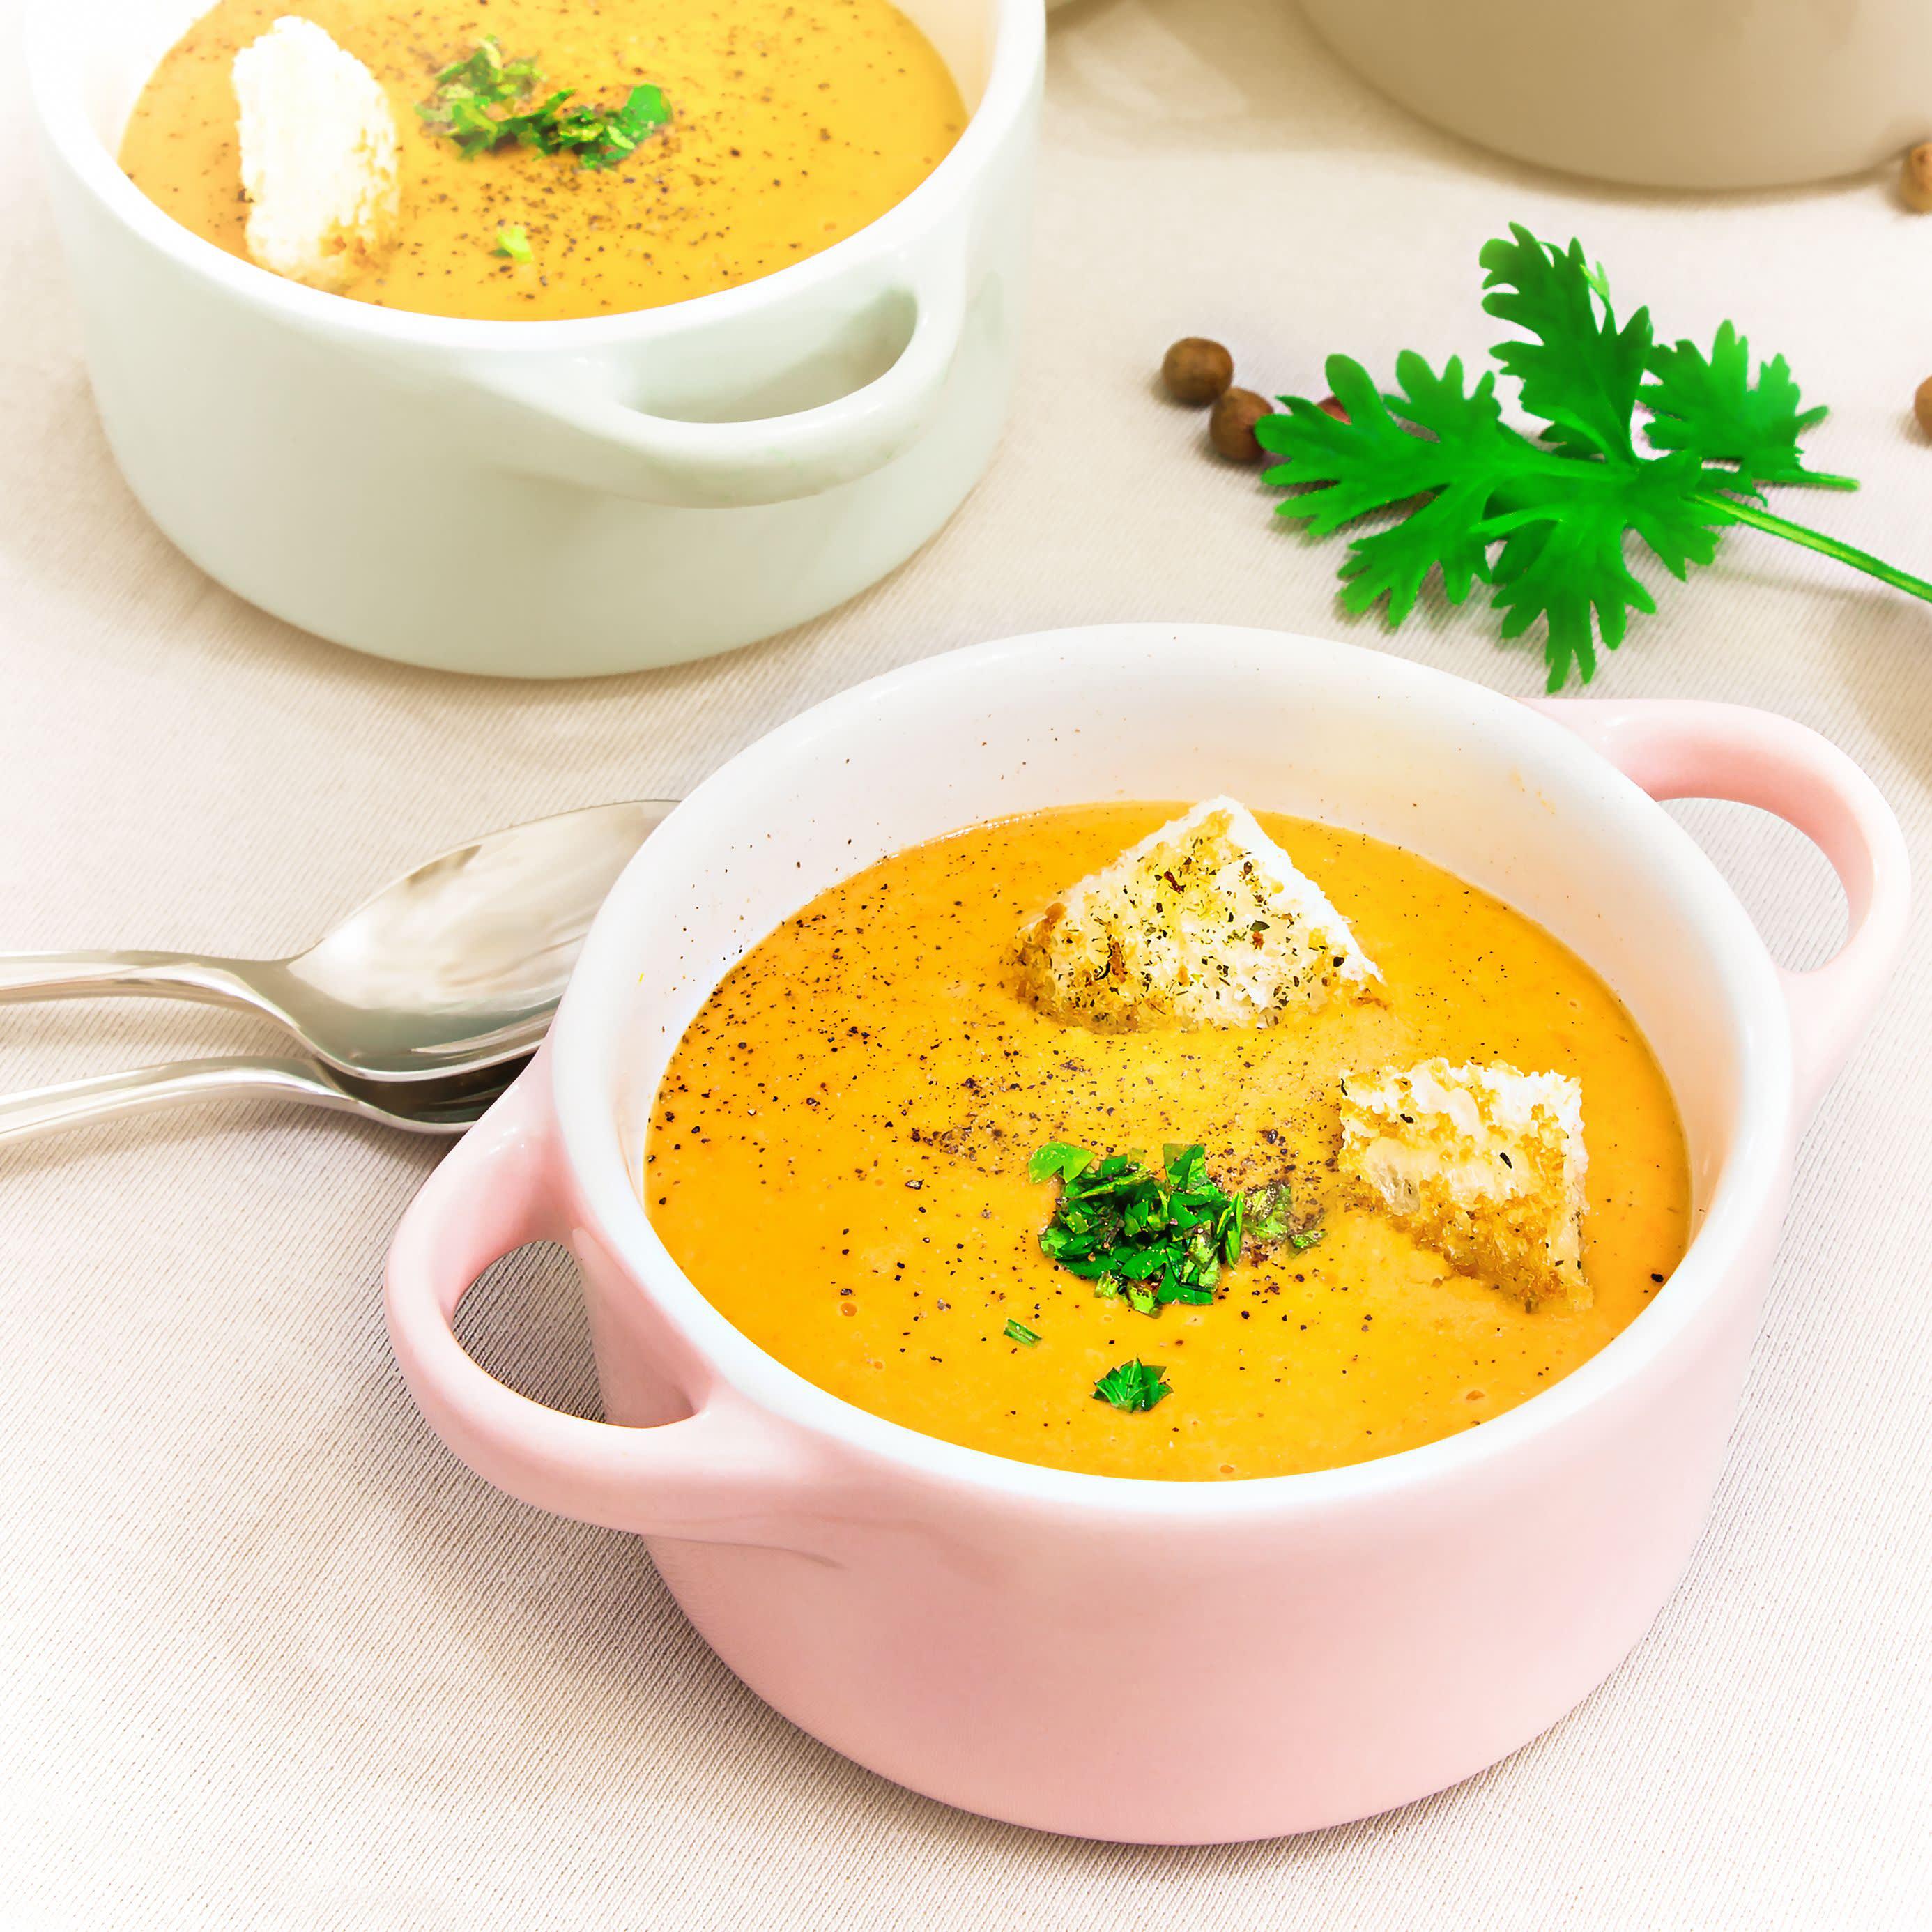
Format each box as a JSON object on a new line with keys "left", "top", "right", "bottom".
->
{"left": 1245, "top": 1181, "right": 1295, "bottom": 1245}
{"left": 1289, "top": 1227, "right": 1324, "bottom": 1251}
{"left": 417, "top": 38, "right": 543, "bottom": 155}
{"left": 418, "top": 39, "right": 670, "bottom": 171}
{"left": 580, "top": 84, "right": 672, "bottom": 169}
{"left": 1033, "top": 1142, "right": 1235, "bottom": 1311}
{"left": 492, "top": 224, "right": 532, "bottom": 263}
{"left": 1030, "top": 1142, "right": 1309, "bottom": 1316}
{"left": 1255, "top": 222, "right": 1932, "bottom": 691}
{"left": 1003, "top": 1318, "right": 1040, "bottom": 1346}
{"left": 1094, "top": 1358, "right": 1172, "bottom": 1413}
{"left": 1027, "top": 1142, "right": 1094, "bottom": 1185}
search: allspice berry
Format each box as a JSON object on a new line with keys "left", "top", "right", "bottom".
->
{"left": 1903, "top": 143, "right": 1932, "bottom": 213}
{"left": 1162, "top": 337, "right": 1235, "bottom": 405}
{"left": 1914, "top": 374, "right": 1932, "bottom": 439}
{"left": 1209, "top": 387, "right": 1273, "bottom": 462}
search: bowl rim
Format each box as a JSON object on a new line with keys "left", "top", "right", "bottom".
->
{"left": 552, "top": 624, "right": 1795, "bottom": 1519}
{"left": 24, "top": 0, "right": 1043, "bottom": 351}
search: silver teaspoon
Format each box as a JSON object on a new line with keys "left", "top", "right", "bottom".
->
{"left": 0, "top": 800, "right": 673, "bottom": 1080}
{"left": 0, "top": 1052, "right": 529, "bottom": 1145}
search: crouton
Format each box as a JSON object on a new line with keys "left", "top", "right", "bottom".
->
{"left": 1017, "top": 797, "right": 1379, "bottom": 1029}
{"left": 233, "top": 17, "right": 400, "bottom": 293}
{"left": 1338, "top": 1058, "right": 1589, "bottom": 1310}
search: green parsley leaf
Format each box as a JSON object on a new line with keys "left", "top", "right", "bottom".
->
{"left": 1031, "top": 1142, "right": 1313, "bottom": 1321}
{"left": 417, "top": 38, "right": 544, "bottom": 155}
{"left": 1244, "top": 1181, "right": 1294, "bottom": 1245}
{"left": 492, "top": 224, "right": 532, "bottom": 263}
{"left": 419, "top": 41, "right": 670, "bottom": 171}
{"left": 1640, "top": 322, "right": 1855, "bottom": 491}
{"left": 1003, "top": 1318, "right": 1040, "bottom": 1346}
{"left": 1252, "top": 223, "right": 1932, "bottom": 689}
{"left": 1028, "top": 1142, "right": 1094, "bottom": 1185}
{"left": 1033, "top": 1142, "right": 1236, "bottom": 1315}
{"left": 1093, "top": 1358, "right": 1171, "bottom": 1413}
{"left": 1479, "top": 224, "right": 1651, "bottom": 461}
{"left": 581, "top": 84, "right": 670, "bottom": 169}
{"left": 1264, "top": 351, "right": 1542, "bottom": 630}
{"left": 1162, "top": 1142, "right": 1209, "bottom": 1189}
{"left": 1482, "top": 452, "right": 1725, "bottom": 687}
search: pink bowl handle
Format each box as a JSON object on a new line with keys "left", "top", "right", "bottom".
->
{"left": 385, "top": 1055, "right": 815, "bottom": 1542}
{"left": 1531, "top": 698, "right": 1910, "bottom": 1125}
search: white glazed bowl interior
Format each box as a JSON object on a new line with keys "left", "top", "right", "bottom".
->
{"left": 36, "top": 0, "right": 1006, "bottom": 353}
{"left": 553, "top": 624, "right": 1789, "bottom": 1510}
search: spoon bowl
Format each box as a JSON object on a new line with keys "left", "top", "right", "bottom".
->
{"left": 0, "top": 801, "right": 673, "bottom": 1079}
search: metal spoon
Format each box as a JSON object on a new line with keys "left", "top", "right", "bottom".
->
{"left": 0, "top": 800, "right": 672, "bottom": 1080}
{"left": 0, "top": 1051, "right": 528, "bottom": 1145}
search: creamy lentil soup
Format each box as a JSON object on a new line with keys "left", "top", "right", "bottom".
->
{"left": 120, "top": 0, "right": 966, "bottom": 320}
{"left": 645, "top": 804, "right": 1691, "bottom": 1482}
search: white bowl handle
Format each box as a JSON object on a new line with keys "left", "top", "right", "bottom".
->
{"left": 453, "top": 257, "right": 968, "bottom": 510}
{"left": 1532, "top": 698, "right": 1910, "bottom": 1125}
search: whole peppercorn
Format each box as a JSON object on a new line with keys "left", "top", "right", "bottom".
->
{"left": 1915, "top": 375, "right": 1932, "bottom": 439}
{"left": 1903, "top": 144, "right": 1932, "bottom": 213}
{"left": 1162, "top": 337, "right": 1234, "bottom": 405}
{"left": 1210, "top": 387, "right": 1274, "bottom": 462}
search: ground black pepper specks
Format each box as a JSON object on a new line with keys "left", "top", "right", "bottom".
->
{"left": 644, "top": 802, "right": 1689, "bottom": 1480}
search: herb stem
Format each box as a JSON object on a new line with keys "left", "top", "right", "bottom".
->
{"left": 1696, "top": 492, "right": 1932, "bottom": 606}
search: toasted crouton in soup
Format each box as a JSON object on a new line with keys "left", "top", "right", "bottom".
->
{"left": 1338, "top": 1059, "right": 1589, "bottom": 1311}
{"left": 233, "top": 17, "right": 400, "bottom": 293}
{"left": 1018, "top": 797, "right": 1379, "bottom": 1029}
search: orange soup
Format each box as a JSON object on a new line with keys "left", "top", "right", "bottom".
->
{"left": 645, "top": 804, "right": 1691, "bottom": 1481}
{"left": 120, "top": 0, "right": 966, "bottom": 320}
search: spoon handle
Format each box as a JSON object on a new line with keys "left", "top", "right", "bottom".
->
{"left": 0, "top": 1055, "right": 357, "bottom": 1144}
{"left": 0, "top": 949, "right": 268, "bottom": 1011}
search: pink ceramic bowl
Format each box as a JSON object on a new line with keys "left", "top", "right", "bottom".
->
{"left": 385, "top": 625, "right": 1908, "bottom": 1842}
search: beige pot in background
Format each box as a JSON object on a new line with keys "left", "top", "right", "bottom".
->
{"left": 1300, "top": 0, "right": 1932, "bottom": 190}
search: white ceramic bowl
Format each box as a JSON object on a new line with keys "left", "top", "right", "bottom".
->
{"left": 386, "top": 624, "right": 1907, "bottom": 1841}
{"left": 1301, "top": 0, "right": 1932, "bottom": 190}
{"left": 26, "top": 0, "right": 1043, "bottom": 677}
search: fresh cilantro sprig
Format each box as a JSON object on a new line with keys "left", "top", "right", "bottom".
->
{"left": 418, "top": 38, "right": 670, "bottom": 171}
{"left": 1028, "top": 1142, "right": 1310, "bottom": 1317}
{"left": 1093, "top": 1358, "right": 1171, "bottom": 1413}
{"left": 1257, "top": 224, "right": 1932, "bottom": 691}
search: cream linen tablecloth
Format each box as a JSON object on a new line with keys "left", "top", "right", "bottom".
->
{"left": 3, "top": 1, "right": 1929, "bottom": 1925}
